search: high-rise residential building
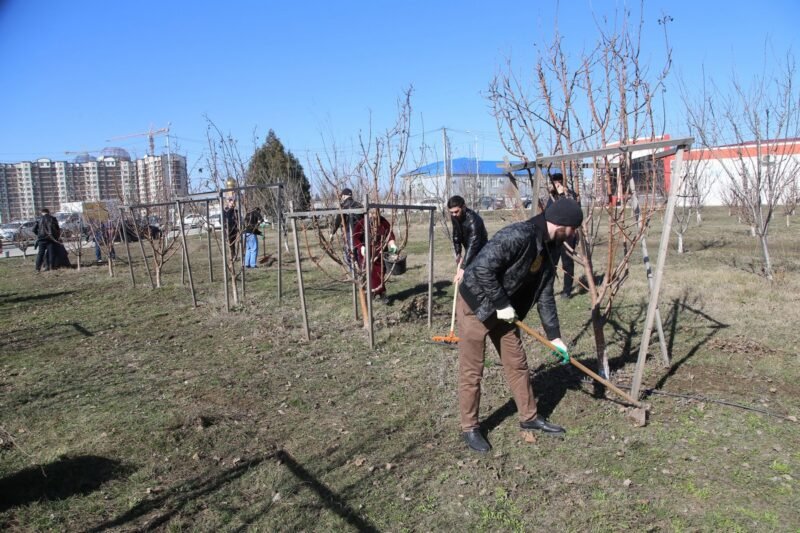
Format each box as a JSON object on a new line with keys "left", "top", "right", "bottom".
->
{"left": 0, "top": 148, "right": 188, "bottom": 222}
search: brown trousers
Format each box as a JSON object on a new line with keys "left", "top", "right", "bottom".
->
{"left": 457, "top": 295, "right": 537, "bottom": 431}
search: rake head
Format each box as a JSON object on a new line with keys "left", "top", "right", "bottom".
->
{"left": 431, "top": 332, "right": 460, "bottom": 345}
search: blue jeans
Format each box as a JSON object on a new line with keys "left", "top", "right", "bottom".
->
{"left": 245, "top": 232, "right": 258, "bottom": 267}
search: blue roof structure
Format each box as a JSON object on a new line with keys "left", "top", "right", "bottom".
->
{"left": 404, "top": 157, "right": 555, "bottom": 177}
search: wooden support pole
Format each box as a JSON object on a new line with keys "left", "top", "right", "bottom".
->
{"left": 130, "top": 207, "right": 155, "bottom": 289}
{"left": 177, "top": 201, "right": 197, "bottom": 308}
{"left": 220, "top": 195, "right": 230, "bottom": 312}
{"left": 631, "top": 147, "right": 686, "bottom": 399}
{"left": 364, "top": 196, "right": 374, "bottom": 350}
{"left": 628, "top": 173, "right": 670, "bottom": 366}
{"left": 289, "top": 202, "right": 310, "bottom": 340}
{"left": 120, "top": 212, "right": 136, "bottom": 287}
{"left": 427, "top": 208, "right": 434, "bottom": 328}
{"left": 277, "top": 186, "right": 283, "bottom": 302}
{"left": 205, "top": 199, "right": 213, "bottom": 282}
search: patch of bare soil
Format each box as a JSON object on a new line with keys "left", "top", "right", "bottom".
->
{"left": 707, "top": 335, "right": 778, "bottom": 356}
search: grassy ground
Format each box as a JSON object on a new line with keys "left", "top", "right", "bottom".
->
{"left": 1, "top": 207, "right": 798, "bottom": 532}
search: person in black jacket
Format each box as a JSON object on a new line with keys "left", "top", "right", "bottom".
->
{"left": 222, "top": 198, "right": 239, "bottom": 261}
{"left": 456, "top": 198, "right": 583, "bottom": 453}
{"left": 330, "top": 188, "right": 364, "bottom": 269}
{"left": 448, "top": 195, "right": 488, "bottom": 284}
{"left": 33, "top": 208, "right": 60, "bottom": 272}
{"left": 243, "top": 207, "right": 264, "bottom": 268}
{"left": 545, "top": 173, "right": 580, "bottom": 298}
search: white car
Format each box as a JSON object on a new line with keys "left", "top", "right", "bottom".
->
{"left": 182, "top": 214, "right": 202, "bottom": 228}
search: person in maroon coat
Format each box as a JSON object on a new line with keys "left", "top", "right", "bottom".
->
{"left": 352, "top": 211, "right": 397, "bottom": 304}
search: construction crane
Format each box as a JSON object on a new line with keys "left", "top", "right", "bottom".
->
{"left": 107, "top": 123, "right": 171, "bottom": 156}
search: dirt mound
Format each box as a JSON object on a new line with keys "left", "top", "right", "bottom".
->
{"left": 399, "top": 295, "right": 432, "bottom": 320}
{"left": 708, "top": 335, "right": 778, "bottom": 356}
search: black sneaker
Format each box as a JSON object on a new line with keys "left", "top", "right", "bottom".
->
{"left": 520, "top": 415, "right": 566, "bottom": 436}
{"left": 462, "top": 429, "right": 491, "bottom": 453}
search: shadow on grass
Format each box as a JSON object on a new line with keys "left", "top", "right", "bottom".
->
{"left": 0, "top": 290, "right": 77, "bottom": 305}
{"left": 86, "top": 454, "right": 274, "bottom": 532}
{"left": 0, "top": 455, "right": 131, "bottom": 512}
{"left": 0, "top": 321, "right": 96, "bottom": 353}
{"left": 391, "top": 280, "right": 451, "bottom": 304}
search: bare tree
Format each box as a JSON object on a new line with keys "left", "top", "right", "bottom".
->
{"left": 487, "top": 8, "right": 673, "bottom": 377}
{"left": 310, "top": 88, "right": 414, "bottom": 322}
{"left": 685, "top": 55, "right": 800, "bottom": 280}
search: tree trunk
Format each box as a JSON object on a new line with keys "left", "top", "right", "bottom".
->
{"left": 750, "top": 225, "right": 756, "bottom": 237}
{"left": 787, "top": 214, "right": 791, "bottom": 227}
{"left": 759, "top": 233, "right": 774, "bottom": 281}
{"left": 677, "top": 232, "right": 684, "bottom": 254}
{"left": 591, "top": 307, "right": 610, "bottom": 379}
{"left": 155, "top": 263, "right": 162, "bottom": 288}
{"left": 695, "top": 210, "right": 702, "bottom": 226}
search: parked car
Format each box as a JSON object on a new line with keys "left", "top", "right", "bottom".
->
{"left": 0, "top": 223, "right": 18, "bottom": 241}
{"left": 183, "top": 213, "right": 202, "bottom": 228}
{"left": 15, "top": 220, "right": 38, "bottom": 242}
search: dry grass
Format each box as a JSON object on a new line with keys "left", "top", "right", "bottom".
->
{"left": 0, "top": 207, "right": 798, "bottom": 532}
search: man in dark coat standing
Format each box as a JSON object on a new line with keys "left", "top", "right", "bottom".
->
{"left": 33, "top": 208, "right": 60, "bottom": 272}
{"left": 447, "top": 195, "right": 488, "bottom": 284}
{"left": 546, "top": 173, "right": 580, "bottom": 298}
{"left": 457, "top": 198, "right": 583, "bottom": 453}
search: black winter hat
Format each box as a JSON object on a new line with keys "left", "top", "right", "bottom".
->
{"left": 341, "top": 188, "right": 353, "bottom": 197}
{"left": 544, "top": 198, "right": 583, "bottom": 227}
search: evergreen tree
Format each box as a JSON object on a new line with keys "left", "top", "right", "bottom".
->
{"left": 247, "top": 130, "right": 311, "bottom": 214}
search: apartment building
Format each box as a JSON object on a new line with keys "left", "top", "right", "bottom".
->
{"left": 0, "top": 148, "right": 188, "bottom": 222}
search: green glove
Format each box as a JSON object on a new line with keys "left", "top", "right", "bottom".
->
{"left": 387, "top": 241, "right": 398, "bottom": 254}
{"left": 550, "top": 338, "right": 570, "bottom": 364}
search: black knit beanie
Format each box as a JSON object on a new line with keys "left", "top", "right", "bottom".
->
{"left": 544, "top": 198, "right": 583, "bottom": 227}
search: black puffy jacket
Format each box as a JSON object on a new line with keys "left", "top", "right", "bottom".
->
{"left": 331, "top": 196, "right": 364, "bottom": 236}
{"left": 459, "top": 214, "right": 561, "bottom": 339}
{"left": 452, "top": 208, "right": 488, "bottom": 267}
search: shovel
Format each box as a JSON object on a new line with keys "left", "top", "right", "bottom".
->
{"left": 515, "top": 320, "right": 643, "bottom": 408}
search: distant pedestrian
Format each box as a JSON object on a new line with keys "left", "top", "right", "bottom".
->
{"left": 545, "top": 173, "right": 579, "bottom": 298}
{"left": 244, "top": 207, "right": 264, "bottom": 268}
{"left": 33, "top": 208, "right": 60, "bottom": 272}
{"left": 448, "top": 195, "right": 488, "bottom": 284}
{"left": 223, "top": 197, "right": 239, "bottom": 261}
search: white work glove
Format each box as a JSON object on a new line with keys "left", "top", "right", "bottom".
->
{"left": 387, "top": 240, "right": 398, "bottom": 254}
{"left": 549, "top": 338, "right": 570, "bottom": 364}
{"left": 360, "top": 245, "right": 366, "bottom": 257}
{"left": 496, "top": 305, "right": 517, "bottom": 323}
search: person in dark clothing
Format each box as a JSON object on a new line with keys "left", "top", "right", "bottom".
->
{"left": 222, "top": 198, "right": 239, "bottom": 261}
{"left": 448, "top": 195, "right": 488, "bottom": 284}
{"left": 33, "top": 208, "right": 61, "bottom": 272}
{"left": 243, "top": 207, "right": 264, "bottom": 268}
{"left": 330, "top": 188, "right": 364, "bottom": 269}
{"left": 545, "top": 173, "right": 580, "bottom": 298}
{"left": 456, "top": 198, "right": 583, "bottom": 453}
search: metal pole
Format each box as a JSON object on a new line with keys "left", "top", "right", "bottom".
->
{"left": 176, "top": 201, "right": 197, "bottom": 308}
{"left": 631, "top": 147, "right": 686, "bottom": 399}
{"left": 220, "top": 194, "right": 230, "bottom": 312}
{"left": 533, "top": 165, "right": 544, "bottom": 215}
{"left": 120, "top": 211, "right": 136, "bottom": 287}
{"left": 289, "top": 202, "right": 310, "bottom": 340}
{"left": 130, "top": 206, "right": 155, "bottom": 289}
{"left": 364, "top": 195, "right": 374, "bottom": 349}
{"left": 427, "top": 209, "right": 434, "bottom": 328}
{"left": 205, "top": 199, "right": 213, "bottom": 282}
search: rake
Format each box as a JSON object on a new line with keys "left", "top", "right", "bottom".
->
{"left": 432, "top": 279, "right": 460, "bottom": 346}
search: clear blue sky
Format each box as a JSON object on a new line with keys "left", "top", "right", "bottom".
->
{"left": 1, "top": 0, "right": 797, "bottom": 189}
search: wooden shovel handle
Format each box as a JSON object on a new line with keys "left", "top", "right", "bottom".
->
{"left": 514, "top": 320, "right": 642, "bottom": 407}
